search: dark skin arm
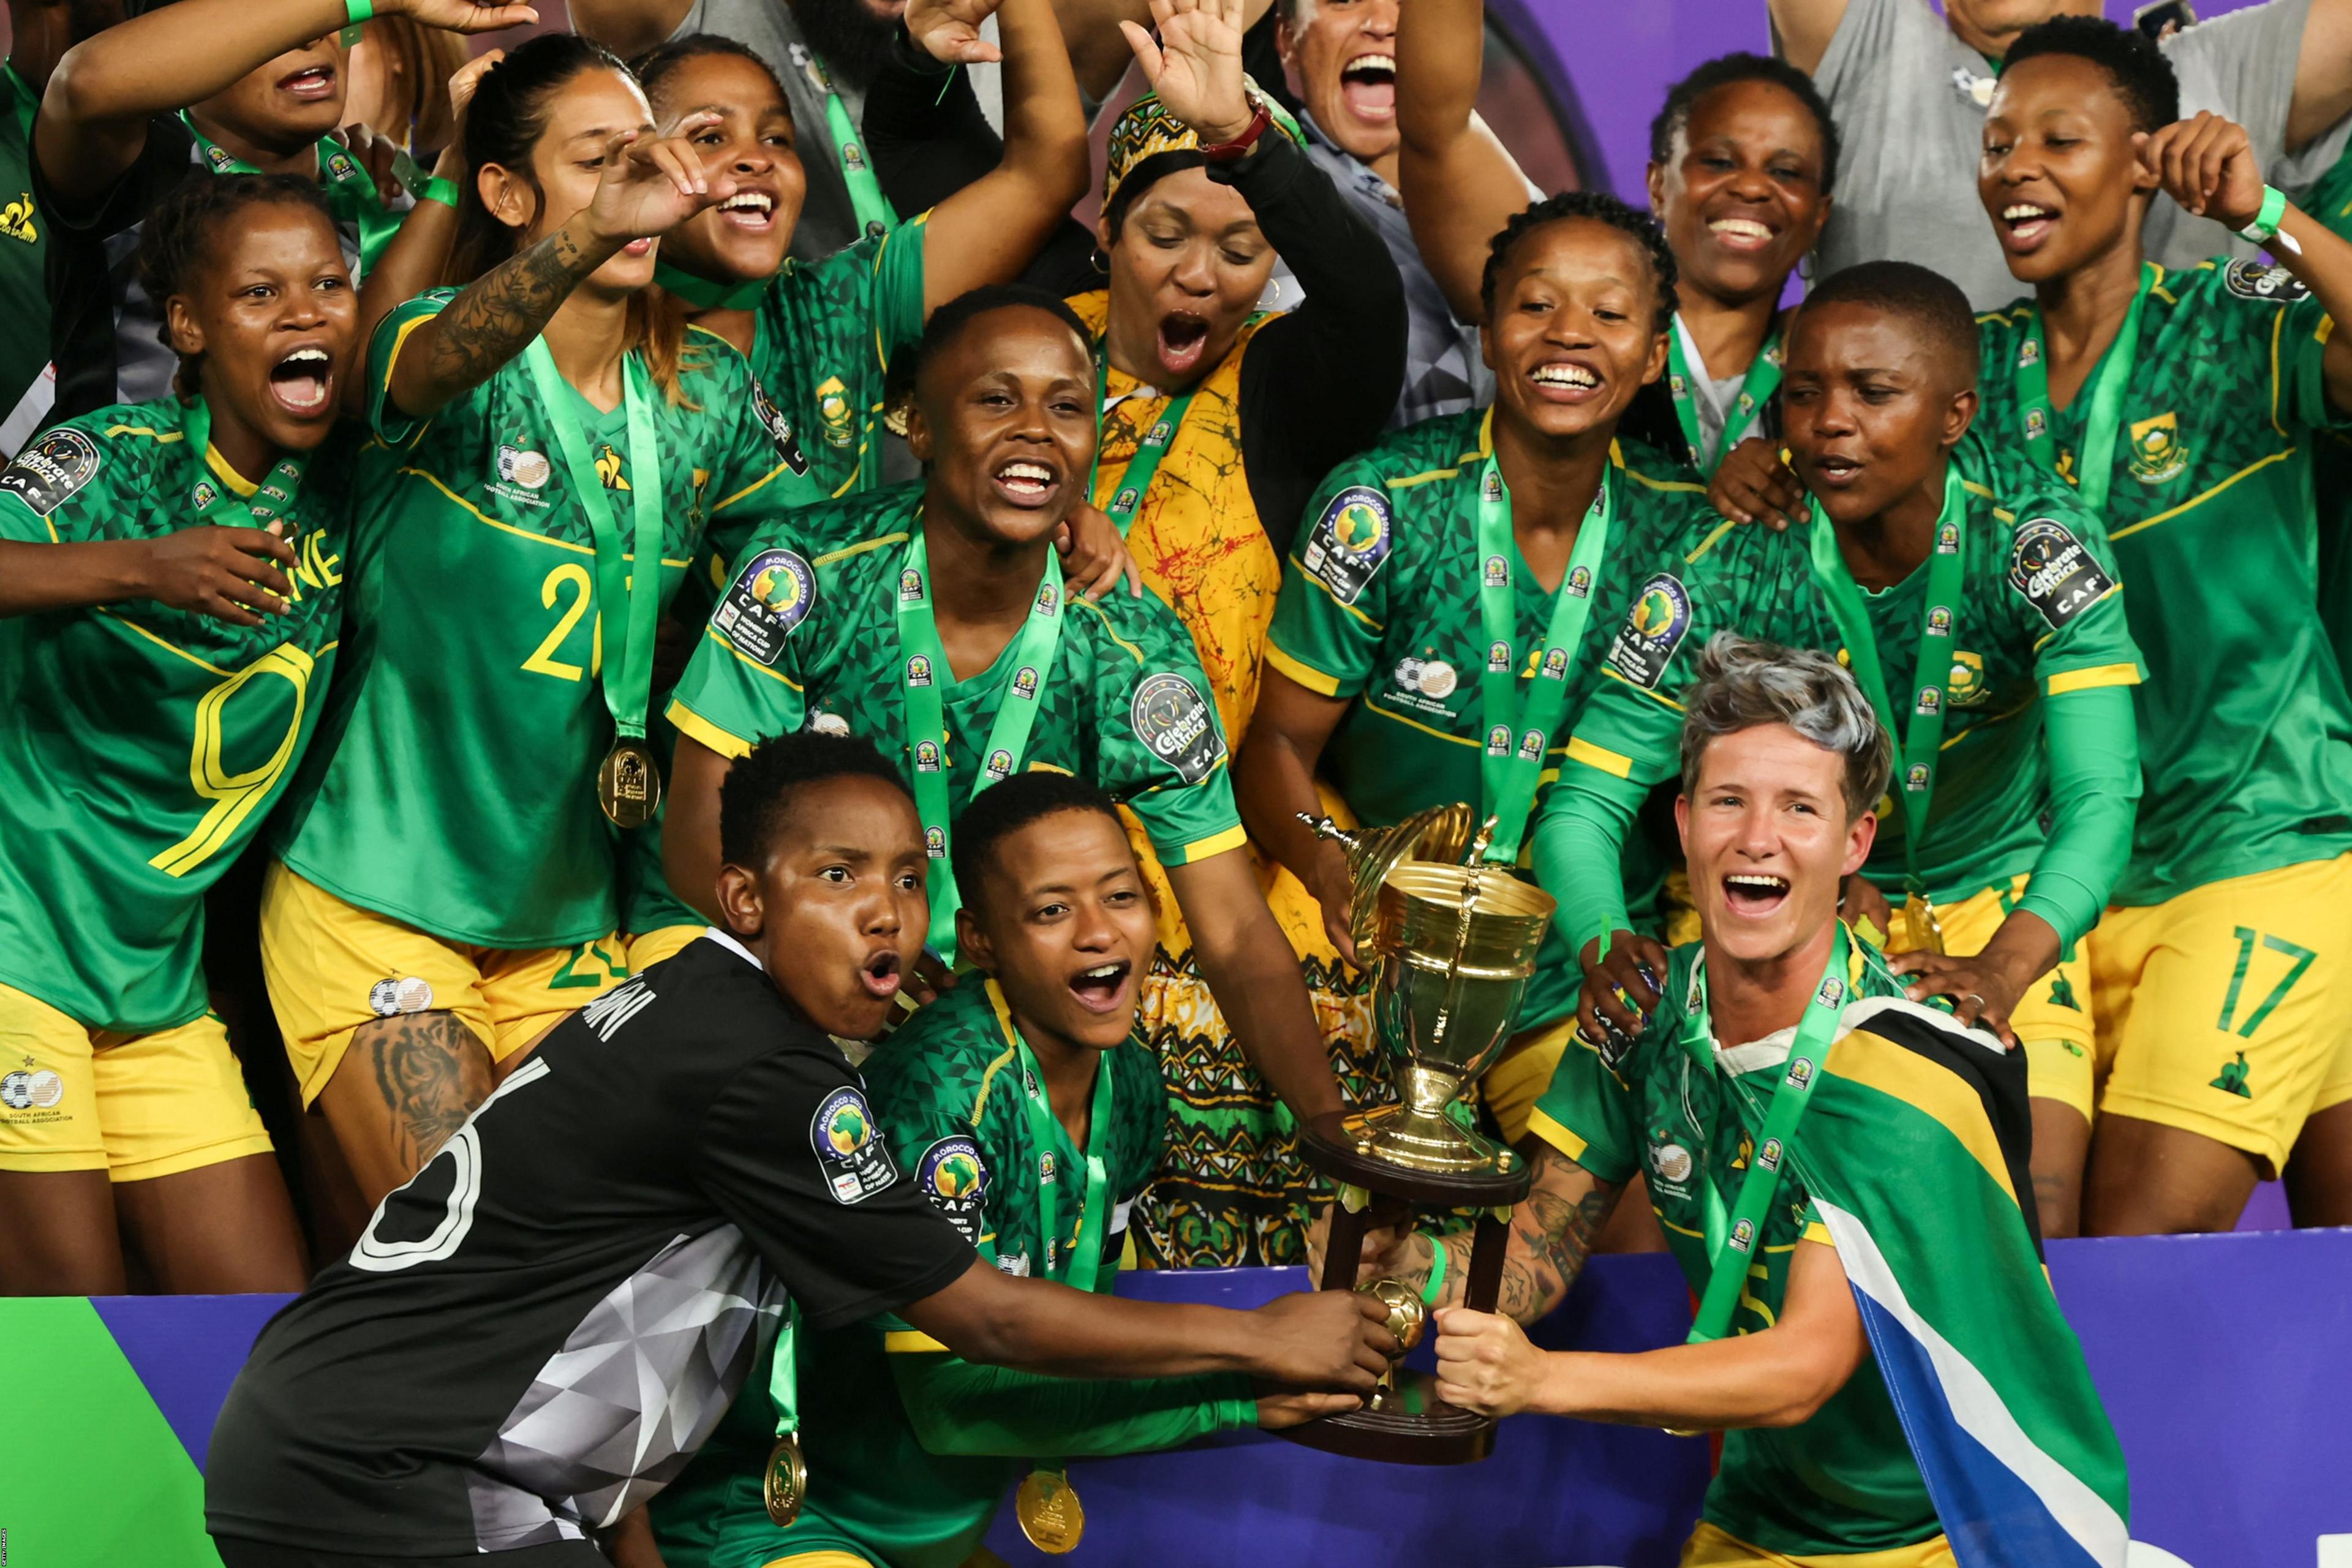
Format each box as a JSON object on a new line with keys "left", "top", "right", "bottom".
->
{"left": 0, "top": 527, "right": 296, "bottom": 627}
{"left": 1763, "top": 0, "right": 1849, "bottom": 78}
{"left": 564, "top": 0, "right": 693, "bottom": 63}
{"left": 1231, "top": 666, "right": 1362, "bottom": 966}
{"left": 902, "top": 1256, "right": 1397, "bottom": 1388}
{"left": 1393, "top": 0, "right": 1536, "bottom": 325}
{"left": 1164, "top": 846, "right": 1346, "bottom": 1122}
{"left": 665, "top": 734, "right": 730, "bottom": 924}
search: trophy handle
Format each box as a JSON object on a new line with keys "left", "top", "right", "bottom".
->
{"left": 1421, "top": 818, "right": 1502, "bottom": 1077}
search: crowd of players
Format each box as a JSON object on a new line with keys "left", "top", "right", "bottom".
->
{"left": 1, "top": 0, "right": 2349, "bottom": 1559}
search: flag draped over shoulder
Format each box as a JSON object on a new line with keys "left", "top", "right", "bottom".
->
{"left": 1774, "top": 997, "right": 2130, "bottom": 1568}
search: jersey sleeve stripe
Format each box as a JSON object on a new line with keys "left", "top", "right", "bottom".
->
{"left": 969, "top": 1039, "right": 1020, "bottom": 1127}
{"left": 1262, "top": 641, "right": 1346, "bottom": 697}
{"left": 1166, "top": 823, "right": 1249, "bottom": 865}
{"left": 1385, "top": 462, "right": 1471, "bottom": 491}
{"left": 1683, "top": 519, "right": 1740, "bottom": 564}
{"left": 1524, "top": 1105, "right": 1590, "bottom": 1164}
{"left": 1365, "top": 699, "right": 1479, "bottom": 748}
{"left": 1802, "top": 1219, "right": 1836, "bottom": 1248}
{"left": 1289, "top": 565, "right": 1384, "bottom": 630}
{"left": 710, "top": 459, "right": 797, "bottom": 515}
{"left": 2044, "top": 662, "right": 2141, "bottom": 696}
{"left": 884, "top": 1329, "right": 952, "bottom": 1354}
{"left": 1599, "top": 665, "right": 1687, "bottom": 712}
{"left": 2271, "top": 307, "right": 2288, "bottom": 439}
{"left": 694, "top": 624, "right": 805, "bottom": 688}
{"left": 2107, "top": 449, "right": 2294, "bottom": 541}
{"left": 1068, "top": 598, "right": 1145, "bottom": 663}
{"left": 1564, "top": 734, "right": 1635, "bottom": 779}
{"left": 399, "top": 466, "right": 597, "bottom": 556}
{"left": 666, "top": 700, "right": 753, "bottom": 760}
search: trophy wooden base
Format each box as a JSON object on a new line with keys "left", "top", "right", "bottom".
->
{"left": 1278, "top": 1112, "right": 1536, "bottom": 1465}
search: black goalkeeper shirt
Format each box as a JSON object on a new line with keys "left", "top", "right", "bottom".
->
{"left": 205, "top": 933, "right": 976, "bottom": 1556}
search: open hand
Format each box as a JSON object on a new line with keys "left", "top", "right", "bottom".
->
{"left": 905, "top": 0, "right": 1006, "bottom": 64}
{"left": 1888, "top": 949, "right": 2022, "bottom": 1046}
{"left": 1120, "top": 0, "right": 1251, "bottom": 141}
{"left": 332, "top": 122, "right": 408, "bottom": 203}
{"left": 137, "top": 524, "right": 298, "bottom": 627}
{"left": 1246, "top": 1289, "right": 1400, "bottom": 1393}
{"left": 1253, "top": 1385, "right": 1363, "bottom": 1429}
{"left": 1711, "top": 435, "right": 1807, "bottom": 530}
{"left": 1306, "top": 847, "right": 1359, "bottom": 968}
{"left": 1575, "top": 929, "right": 1667, "bottom": 1041}
{"left": 1054, "top": 502, "right": 1143, "bottom": 601}
{"left": 1433, "top": 1306, "right": 1545, "bottom": 1419}
{"left": 582, "top": 113, "right": 738, "bottom": 247}
{"left": 2136, "top": 111, "right": 2263, "bottom": 228}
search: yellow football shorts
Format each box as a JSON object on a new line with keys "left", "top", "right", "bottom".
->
{"left": 259, "top": 861, "right": 628, "bottom": 1107}
{"left": 1682, "top": 1521, "right": 1956, "bottom": 1566}
{"left": 626, "top": 924, "right": 706, "bottom": 973}
{"left": 0, "top": 983, "right": 274, "bottom": 1180}
{"left": 1877, "top": 876, "right": 2100, "bottom": 1122}
{"left": 2089, "top": 853, "right": 2352, "bottom": 1175}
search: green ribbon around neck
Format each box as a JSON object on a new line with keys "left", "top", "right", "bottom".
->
{"left": 654, "top": 260, "right": 772, "bottom": 312}
{"left": 1679, "top": 925, "right": 1850, "bottom": 1344}
{"left": 2013, "top": 261, "right": 2155, "bottom": 515}
{"left": 522, "top": 341, "right": 666, "bottom": 756}
{"left": 1090, "top": 354, "right": 1198, "bottom": 536}
{"left": 1804, "top": 465, "right": 1968, "bottom": 896}
{"left": 181, "top": 398, "right": 309, "bottom": 533}
{"left": 179, "top": 111, "right": 402, "bottom": 273}
{"left": 1665, "top": 319, "right": 1782, "bottom": 474}
{"left": 795, "top": 47, "right": 897, "bottom": 239}
{"left": 767, "top": 1300, "right": 801, "bottom": 1438}
{"left": 897, "top": 527, "right": 1068, "bottom": 959}
{"left": 1472, "top": 453, "right": 1615, "bottom": 865}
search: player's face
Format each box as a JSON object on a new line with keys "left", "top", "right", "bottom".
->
{"left": 1676, "top": 724, "right": 1875, "bottom": 967}
{"left": 170, "top": 203, "right": 356, "bottom": 455}
{"left": 908, "top": 307, "right": 1097, "bottom": 548}
{"left": 1780, "top": 301, "right": 1973, "bottom": 527}
{"left": 194, "top": 32, "right": 347, "bottom": 153}
{"left": 488, "top": 68, "right": 663, "bottom": 295}
{"left": 1276, "top": 0, "right": 1399, "bottom": 165}
{"left": 717, "top": 775, "right": 931, "bottom": 1040}
{"left": 957, "top": 810, "right": 1157, "bottom": 1054}
{"left": 1648, "top": 78, "right": 1831, "bottom": 309}
{"left": 1480, "top": 217, "right": 1668, "bottom": 446}
{"left": 1100, "top": 169, "right": 1276, "bottom": 389}
{"left": 1979, "top": 54, "right": 2154, "bottom": 284}
{"left": 654, "top": 53, "right": 809, "bottom": 284}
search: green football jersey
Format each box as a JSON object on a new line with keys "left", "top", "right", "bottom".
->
{"left": 2301, "top": 158, "right": 2352, "bottom": 690}
{"left": 1976, "top": 259, "right": 2352, "bottom": 905}
{"left": 0, "top": 400, "right": 355, "bottom": 1031}
{"left": 1528, "top": 938, "right": 1941, "bottom": 1559}
{"left": 743, "top": 213, "right": 927, "bottom": 499}
{"left": 666, "top": 484, "right": 1249, "bottom": 899}
{"left": 1264, "top": 410, "right": 1707, "bottom": 1030}
{"left": 0, "top": 66, "right": 50, "bottom": 453}
{"left": 1556, "top": 435, "right": 2142, "bottom": 915}
{"left": 270, "top": 293, "right": 824, "bottom": 947}
{"left": 654, "top": 978, "right": 1245, "bottom": 1568}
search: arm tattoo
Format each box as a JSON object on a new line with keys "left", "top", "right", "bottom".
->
{"left": 363, "top": 1011, "right": 493, "bottom": 1180}
{"left": 1493, "top": 1178, "right": 1619, "bottom": 1323}
{"left": 420, "top": 225, "right": 597, "bottom": 396}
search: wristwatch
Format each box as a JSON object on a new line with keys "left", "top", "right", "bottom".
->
{"left": 1199, "top": 95, "right": 1273, "bottom": 164}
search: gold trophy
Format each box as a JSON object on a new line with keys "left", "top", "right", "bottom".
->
{"left": 1283, "top": 809, "right": 1556, "bottom": 1464}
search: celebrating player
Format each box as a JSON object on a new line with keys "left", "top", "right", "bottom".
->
{"left": 0, "top": 173, "right": 363, "bottom": 1294}
{"left": 206, "top": 731, "right": 1395, "bottom": 1566}
{"left": 1971, "top": 18, "right": 2352, "bottom": 1232}
{"left": 1237, "top": 190, "right": 1706, "bottom": 1141}
{"left": 664, "top": 285, "right": 1349, "bottom": 1139}
{"left": 655, "top": 772, "right": 1355, "bottom": 1568}
{"left": 1365, "top": 638, "right": 2130, "bottom": 1565}
{"left": 1550, "top": 263, "right": 2144, "bottom": 1237}
{"left": 258, "top": 33, "right": 820, "bottom": 1212}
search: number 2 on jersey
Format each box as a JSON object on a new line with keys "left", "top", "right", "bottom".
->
{"left": 522, "top": 561, "right": 603, "bottom": 683}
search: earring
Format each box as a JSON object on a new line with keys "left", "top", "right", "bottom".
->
{"left": 1089, "top": 246, "right": 1110, "bottom": 276}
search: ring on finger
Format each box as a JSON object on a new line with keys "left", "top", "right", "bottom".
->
{"left": 1963, "top": 992, "right": 1985, "bottom": 1009}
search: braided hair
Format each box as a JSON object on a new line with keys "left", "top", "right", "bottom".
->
{"left": 1479, "top": 190, "right": 1679, "bottom": 332}
{"left": 137, "top": 172, "right": 337, "bottom": 401}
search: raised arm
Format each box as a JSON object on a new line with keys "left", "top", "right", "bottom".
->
{"left": 1765, "top": 0, "right": 1853, "bottom": 78}
{"left": 1232, "top": 669, "right": 1363, "bottom": 965}
{"left": 0, "top": 529, "right": 296, "bottom": 624}
{"left": 1393, "top": 0, "right": 1537, "bottom": 325}
{"left": 35, "top": 0, "right": 532, "bottom": 208}
{"left": 565, "top": 0, "right": 693, "bottom": 65}
{"left": 2289, "top": 0, "right": 2352, "bottom": 154}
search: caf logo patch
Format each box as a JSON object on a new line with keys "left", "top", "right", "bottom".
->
{"left": 1917, "top": 686, "right": 1941, "bottom": 715}
{"left": 1926, "top": 605, "right": 1953, "bottom": 636}
{"left": 1907, "top": 762, "right": 1931, "bottom": 791}
{"left": 1300, "top": 486, "right": 1393, "bottom": 603}
{"left": 1758, "top": 1137, "right": 1783, "bottom": 1172}
{"left": 914, "top": 740, "right": 943, "bottom": 772}
{"left": 1607, "top": 575, "right": 1693, "bottom": 690}
{"left": 2127, "top": 411, "right": 2188, "bottom": 485}
{"left": 925, "top": 826, "right": 947, "bottom": 858}
{"left": 1482, "top": 554, "right": 1509, "bottom": 587}
{"left": 2022, "top": 408, "right": 2047, "bottom": 440}
{"left": 900, "top": 567, "right": 925, "bottom": 602}
{"left": 1729, "top": 1218, "right": 1756, "bottom": 1253}
{"left": 1112, "top": 486, "right": 1139, "bottom": 514}
{"left": 918, "top": 1136, "right": 990, "bottom": 1245}
{"left": 1012, "top": 666, "right": 1040, "bottom": 700}
{"left": 1035, "top": 582, "right": 1058, "bottom": 616}
{"left": 1516, "top": 729, "right": 1545, "bottom": 760}
{"left": 1786, "top": 1057, "right": 1815, "bottom": 1089}
{"left": 811, "top": 1087, "right": 897, "bottom": 1204}
{"left": 1130, "top": 671, "right": 1224, "bottom": 784}
{"left": 711, "top": 548, "right": 816, "bottom": 666}
{"left": 1487, "top": 639, "right": 1511, "bottom": 673}
{"left": 2009, "top": 516, "right": 2114, "bottom": 632}
{"left": 906, "top": 654, "right": 934, "bottom": 687}
{"left": 1486, "top": 724, "right": 1512, "bottom": 755}
{"left": 2017, "top": 338, "right": 2040, "bottom": 369}
{"left": 1542, "top": 648, "right": 1570, "bottom": 679}
{"left": 1567, "top": 565, "right": 1593, "bottom": 598}
{"left": 986, "top": 748, "right": 1014, "bottom": 780}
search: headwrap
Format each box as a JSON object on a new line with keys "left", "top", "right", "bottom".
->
{"left": 1101, "top": 77, "right": 1306, "bottom": 211}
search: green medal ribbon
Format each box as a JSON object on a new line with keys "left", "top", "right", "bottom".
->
{"left": 1472, "top": 454, "right": 1614, "bottom": 865}
{"left": 179, "top": 111, "right": 402, "bottom": 273}
{"left": 653, "top": 260, "right": 772, "bottom": 312}
{"left": 1665, "top": 321, "right": 1782, "bottom": 475}
{"left": 995, "top": 982, "right": 1115, "bottom": 1507}
{"left": 1680, "top": 925, "right": 1850, "bottom": 1344}
{"left": 767, "top": 1300, "right": 800, "bottom": 1441}
{"left": 795, "top": 48, "right": 897, "bottom": 239}
{"left": 2013, "top": 261, "right": 2154, "bottom": 515}
{"left": 896, "top": 528, "right": 1067, "bottom": 958}
{"left": 180, "top": 399, "right": 309, "bottom": 533}
{"left": 1804, "top": 465, "right": 1968, "bottom": 895}
{"left": 522, "top": 340, "right": 667, "bottom": 758}
{"left": 1088, "top": 355, "right": 1197, "bottom": 535}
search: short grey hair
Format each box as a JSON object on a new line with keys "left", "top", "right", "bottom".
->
{"left": 1678, "top": 633, "right": 1892, "bottom": 818}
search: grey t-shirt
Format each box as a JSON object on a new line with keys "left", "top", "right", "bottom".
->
{"left": 1807, "top": 0, "right": 2352, "bottom": 308}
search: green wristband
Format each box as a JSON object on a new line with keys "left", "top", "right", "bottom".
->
{"left": 420, "top": 176, "right": 461, "bottom": 209}
{"left": 345, "top": 0, "right": 374, "bottom": 22}
{"left": 1417, "top": 1230, "right": 1449, "bottom": 1308}
{"left": 2239, "top": 184, "right": 2288, "bottom": 246}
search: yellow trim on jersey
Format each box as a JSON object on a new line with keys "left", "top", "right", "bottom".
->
{"left": 1263, "top": 641, "right": 1344, "bottom": 696}
{"left": 399, "top": 466, "right": 595, "bottom": 556}
{"left": 1683, "top": 519, "right": 1740, "bottom": 564}
{"left": 1291, "top": 565, "right": 1383, "bottom": 630}
{"left": 101, "top": 423, "right": 184, "bottom": 443}
{"left": 1523, "top": 1104, "right": 1588, "bottom": 1163}
{"left": 759, "top": 1551, "right": 875, "bottom": 1568}
{"left": 883, "top": 1329, "right": 951, "bottom": 1354}
{"left": 380, "top": 311, "right": 437, "bottom": 405}
{"left": 1068, "top": 596, "right": 1145, "bottom": 664}
{"left": 1366, "top": 698, "right": 1480, "bottom": 749}
{"left": 711, "top": 458, "right": 801, "bottom": 515}
{"left": 203, "top": 445, "right": 258, "bottom": 497}
{"left": 1655, "top": 1208, "right": 1705, "bottom": 1239}
{"left": 811, "top": 532, "right": 907, "bottom": 570}
{"left": 1825, "top": 1027, "right": 2019, "bottom": 1209}
{"left": 1801, "top": 1220, "right": 1835, "bottom": 1248}
{"left": 1623, "top": 459, "right": 1706, "bottom": 496}
{"left": 2107, "top": 448, "right": 2295, "bottom": 541}
{"left": 1599, "top": 664, "right": 1686, "bottom": 713}
{"left": 1565, "top": 734, "right": 1634, "bottom": 778}
{"left": 970, "top": 1031, "right": 1020, "bottom": 1129}
{"left": 1171, "top": 823, "right": 1249, "bottom": 865}
{"left": 1385, "top": 406, "right": 1491, "bottom": 490}
{"left": 2045, "top": 662, "right": 2141, "bottom": 696}
{"left": 2270, "top": 306, "right": 2289, "bottom": 439}
{"left": 667, "top": 699, "right": 753, "bottom": 760}
{"left": 94, "top": 609, "right": 231, "bottom": 676}
{"left": 698, "top": 624, "right": 805, "bottom": 688}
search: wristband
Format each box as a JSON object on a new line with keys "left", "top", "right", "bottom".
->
{"left": 1199, "top": 97, "right": 1272, "bottom": 164}
{"left": 420, "top": 176, "right": 461, "bottom": 210}
{"left": 1416, "top": 1230, "right": 1449, "bottom": 1308}
{"left": 2239, "top": 184, "right": 2288, "bottom": 246}
{"left": 337, "top": 0, "right": 371, "bottom": 48}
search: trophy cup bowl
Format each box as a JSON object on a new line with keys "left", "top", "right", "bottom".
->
{"left": 1298, "top": 803, "right": 1474, "bottom": 956}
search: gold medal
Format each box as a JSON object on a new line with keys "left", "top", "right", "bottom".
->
{"left": 1015, "top": 1468, "right": 1084, "bottom": 1554}
{"left": 1901, "top": 892, "right": 1946, "bottom": 956}
{"left": 597, "top": 737, "right": 663, "bottom": 829}
{"left": 762, "top": 1434, "right": 807, "bottom": 1528}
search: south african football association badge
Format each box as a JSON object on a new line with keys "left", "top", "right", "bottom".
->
{"left": 763, "top": 1435, "right": 807, "bottom": 1526}
{"left": 1017, "top": 1468, "right": 1085, "bottom": 1553}
{"left": 2126, "top": 411, "right": 2187, "bottom": 484}
{"left": 597, "top": 738, "right": 662, "bottom": 829}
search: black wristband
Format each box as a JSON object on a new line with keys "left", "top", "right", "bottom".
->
{"left": 890, "top": 21, "right": 958, "bottom": 76}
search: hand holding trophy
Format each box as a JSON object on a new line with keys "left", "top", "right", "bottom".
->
{"left": 1282, "top": 805, "right": 1556, "bottom": 1463}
